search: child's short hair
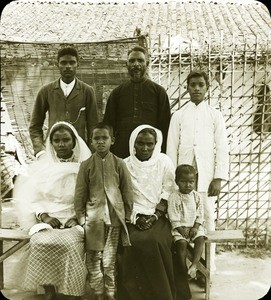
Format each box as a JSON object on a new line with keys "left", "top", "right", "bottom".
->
{"left": 187, "top": 70, "right": 209, "bottom": 88}
{"left": 175, "top": 164, "right": 196, "bottom": 180}
{"left": 138, "top": 127, "right": 157, "bottom": 143}
{"left": 57, "top": 46, "right": 79, "bottom": 62}
{"left": 91, "top": 122, "right": 114, "bottom": 138}
{"left": 49, "top": 123, "right": 76, "bottom": 148}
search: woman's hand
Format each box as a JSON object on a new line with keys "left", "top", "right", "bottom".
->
{"left": 40, "top": 213, "right": 62, "bottom": 229}
{"left": 64, "top": 218, "right": 78, "bottom": 228}
{"left": 136, "top": 215, "right": 156, "bottom": 230}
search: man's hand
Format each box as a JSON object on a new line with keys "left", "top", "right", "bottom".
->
{"left": 35, "top": 150, "right": 46, "bottom": 160}
{"left": 208, "top": 178, "right": 222, "bottom": 196}
{"left": 64, "top": 218, "right": 78, "bottom": 228}
{"left": 41, "top": 213, "right": 62, "bottom": 229}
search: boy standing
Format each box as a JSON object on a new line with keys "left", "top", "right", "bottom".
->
{"left": 166, "top": 70, "right": 229, "bottom": 272}
{"left": 168, "top": 164, "right": 206, "bottom": 300}
{"left": 74, "top": 122, "right": 133, "bottom": 300}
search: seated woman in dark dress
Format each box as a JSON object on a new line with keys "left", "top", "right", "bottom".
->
{"left": 118, "top": 124, "right": 176, "bottom": 300}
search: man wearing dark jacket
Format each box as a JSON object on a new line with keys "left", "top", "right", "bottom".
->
{"left": 29, "top": 46, "right": 98, "bottom": 157}
{"left": 103, "top": 45, "right": 171, "bottom": 158}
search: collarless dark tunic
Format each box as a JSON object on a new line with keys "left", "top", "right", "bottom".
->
{"left": 103, "top": 78, "right": 171, "bottom": 158}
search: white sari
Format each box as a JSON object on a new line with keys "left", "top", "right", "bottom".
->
{"left": 14, "top": 121, "right": 91, "bottom": 230}
{"left": 12, "top": 121, "right": 91, "bottom": 296}
{"left": 124, "top": 124, "right": 176, "bottom": 223}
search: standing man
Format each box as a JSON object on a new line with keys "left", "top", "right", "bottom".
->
{"left": 29, "top": 46, "right": 98, "bottom": 158}
{"left": 103, "top": 45, "right": 171, "bottom": 158}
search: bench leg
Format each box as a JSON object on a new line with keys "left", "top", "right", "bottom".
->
{"left": 205, "top": 244, "right": 211, "bottom": 300}
{"left": 0, "top": 240, "right": 3, "bottom": 290}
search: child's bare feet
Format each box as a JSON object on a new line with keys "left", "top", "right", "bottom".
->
{"left": 94, "top": 294, "right": 104, "bottom": 300}
{"left": 43, "top": 285, "right": 56, "bottom": 300}
{"left": 188, "top": 265, "right": 197, "bottom": 279}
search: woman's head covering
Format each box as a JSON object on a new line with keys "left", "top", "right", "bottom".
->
{"left": 125, "top": 125, "right": 175, "bottom": 223}
{"left": 128, "top": 124, "right": 163, "bottom": 164}
{"left": 45, "top": 121, "right": 91, "bottom": 162}
{"left": 14, "top": 122, "right": 91, "bottom": 231}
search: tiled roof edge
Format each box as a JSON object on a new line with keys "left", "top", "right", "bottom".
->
{"left": 9, "top": 0, "right": 264, "bottom": 5}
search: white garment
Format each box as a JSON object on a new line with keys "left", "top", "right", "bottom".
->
{"left": 13, "top": 121, "right": 91, "bottom": 230}
{"left": 168, "top": 190, "right": 205, "bottom": 229}
{"left": 124, "top": 124, "right": 176, "bottom": 224}
{"left": 166, "top": 100, "right": 229, "bottom": 192}
{"left": 45, "top": 121, "right": 91, "bottom": 163}
{"left": 60, "top": 78, "right": 76, "bottom": 97}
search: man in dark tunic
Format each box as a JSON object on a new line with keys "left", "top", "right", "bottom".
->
{"left": 103, "top": 45, "right": 171, "bottom": 158}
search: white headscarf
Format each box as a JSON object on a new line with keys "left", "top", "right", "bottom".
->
{"left": 124, "top": 125, "right": 175, "bottom": 223}
{"left": 128, "top": 124, "right": 163, "bottom": 167}
{"left": 14, "top": 122, "right": 91, "bottom": 230}
{"left": 45, "top": 121, "right": 91, "bottom": 163}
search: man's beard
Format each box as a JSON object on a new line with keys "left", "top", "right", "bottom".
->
{"left": 128, "top": 67, "right": 146, "bottom": 81}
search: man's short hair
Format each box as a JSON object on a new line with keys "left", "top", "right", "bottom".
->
{"left": 186, "top": 70, "right": 209, "bottom": 88}
{"left": 175, "top": 164, "right": 196, "bottom": 180}
{"left": 127, "top": 45, "right": 148, "bottom": 61}
{"left": 57, "top": 46, "right": 79, "bottom": 62}
{"left": 91, "top": 122, "right": 114, "bottom": 138}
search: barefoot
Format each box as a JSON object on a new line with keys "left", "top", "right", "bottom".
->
{"left": 43, "top": 285, "right": 56, "bottom": 300}
{"left": 188, "top": 265, "right": 197, "bottom": 279}
{"left": 94, "top": 294, "right": 104, "bottom": 300}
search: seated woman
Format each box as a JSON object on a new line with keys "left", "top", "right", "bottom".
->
{"left": 13, "top": 121, "right": 91, "bottom": 300}
{"left": 118, "top": 124, "right": 177, "bottom": 300}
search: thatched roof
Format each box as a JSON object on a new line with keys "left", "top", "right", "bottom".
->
{"left": 0, "top": 0, "right": 270, "bottom": 46}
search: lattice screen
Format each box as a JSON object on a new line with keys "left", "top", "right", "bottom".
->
{"left": 1, "top": 39, "right": 138, "bottom": 161}
{"left": 1, "top": 33, "right": 271, "bottom": 246}
{"left": 149, "top": 32, "right": 271, "bottom": 246}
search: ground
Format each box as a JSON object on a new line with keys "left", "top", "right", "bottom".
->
{"left": 1, "top": 244, "right": 270, "bottom": 300}
{"left": 1, "top": 201, "right": 271, "bottom": 300}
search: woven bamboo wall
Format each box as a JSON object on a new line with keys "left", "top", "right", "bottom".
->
{"left": 1, "top": 35, "right": 271, "bottom": 246}
{"left": 1, "top": 39, "right": 138, "bottom": 161}
{"left": 149, "top": 32, "right": 271, "bottom": 247}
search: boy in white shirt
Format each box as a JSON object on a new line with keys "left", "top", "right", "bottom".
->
{"left": 166, "top": 70, "right": 229, "bottom": 273}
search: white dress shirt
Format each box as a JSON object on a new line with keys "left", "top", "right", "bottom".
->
{"left": 167, "top": 100, "right": 229, "bottom": 192}
{"left": 60, "top": 78, "right": 76, "bottom": 97}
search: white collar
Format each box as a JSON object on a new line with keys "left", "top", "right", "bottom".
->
{"left": 60, "top": 78, "right": 76, "bottom": 87}
{"left": 60, "top": 79, "right": 76, "bottom": 97}
{"left": 189, "top": 99, "right": 207, "bottom": 108}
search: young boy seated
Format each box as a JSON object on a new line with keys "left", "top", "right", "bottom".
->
{"left": 168, "top": 164, "right": 207, "bottom": 300}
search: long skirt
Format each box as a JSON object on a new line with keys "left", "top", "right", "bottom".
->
{"left": 23, "top": 225, "right": 87, "bottom": 296}
{"left": 118, "top": 216, "right": 175, "bottom": 300}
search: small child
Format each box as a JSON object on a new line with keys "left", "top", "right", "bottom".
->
{"left": 74, "top": 122, "right": 133, "bottom": 300}
{"left": 168, "top": 164, "right": 206, "bottom": 300}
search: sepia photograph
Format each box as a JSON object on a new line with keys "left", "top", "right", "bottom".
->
{"left": 0, "top": 0, "right": 270, "bottom": 299}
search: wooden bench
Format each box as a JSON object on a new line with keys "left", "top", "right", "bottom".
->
{"left": 186, "top": 229, "right": 245, "bottom": 300}
{"left": 0, "top": 228, "right": 30, "bottom": 289}
{"left": 0, "top": 228, "right": 245, "bottom": 297}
